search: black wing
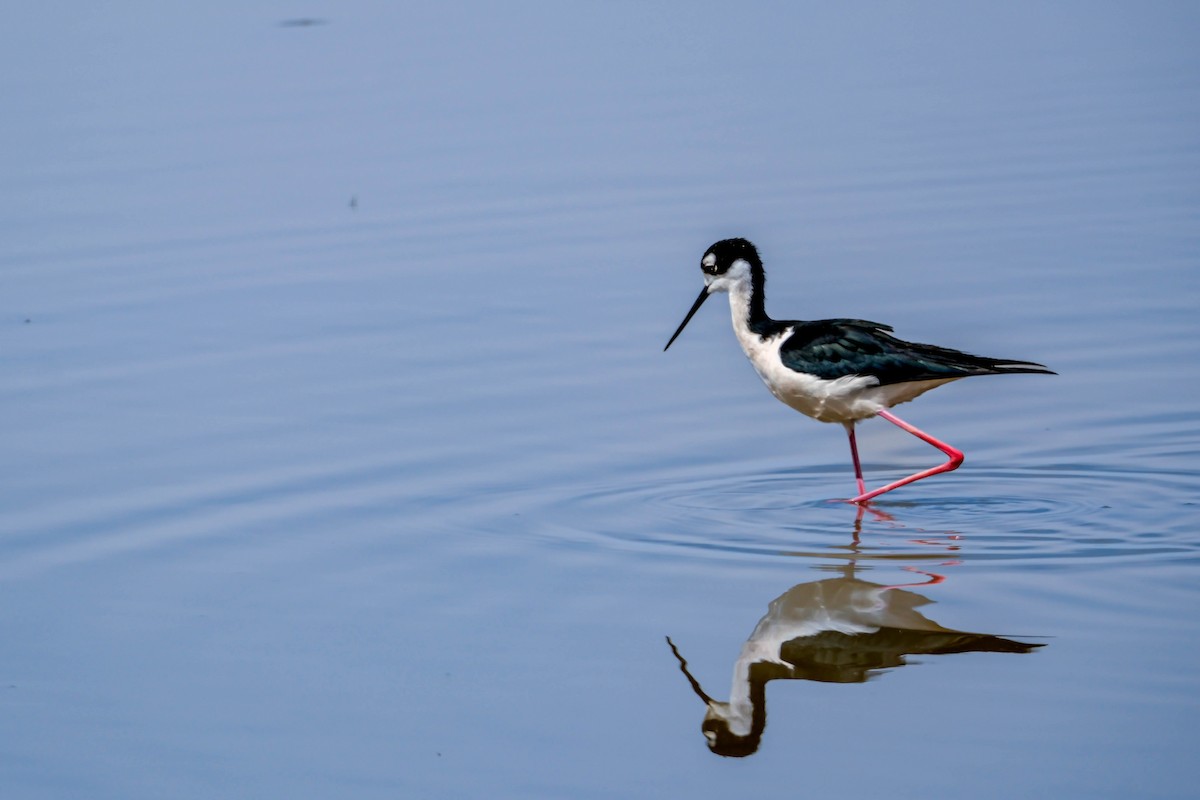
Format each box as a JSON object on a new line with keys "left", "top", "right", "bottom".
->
{"left": 777, "top": 319, "right": 1054, "bottom": 385}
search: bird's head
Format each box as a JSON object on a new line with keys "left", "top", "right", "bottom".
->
{"left": 664, "top": 238, "right": 763, "bottom": 351}
{"left": 700, "top": 237, "right": 762, "bottom": 294}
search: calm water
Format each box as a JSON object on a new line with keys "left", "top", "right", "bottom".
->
{"left": 3, "top": 3, "right": 1199, "bottom": 798}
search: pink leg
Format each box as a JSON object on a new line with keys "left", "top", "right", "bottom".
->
{"left": 844, "top": 422, "right": 867, "bottom": 497}
{"left": 848, "top": 409, "right": 964, "bottom": 505}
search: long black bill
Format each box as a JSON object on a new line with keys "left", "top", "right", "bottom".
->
{"left": 665, "top": 636, "right": 715, "bottom": 705}
{"left": 663, "top": 286, "right": 710, "bottom": 351}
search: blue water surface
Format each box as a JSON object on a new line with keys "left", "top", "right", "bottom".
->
{"left": 2, "top": 3, "right": 1199, "bottom": 798}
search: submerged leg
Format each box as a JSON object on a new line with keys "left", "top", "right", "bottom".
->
{"left": 848, "top": 409, "right": 964, "bottom": 505}
{"left": 844, "top": 422, "right": 867, "bottom": 497}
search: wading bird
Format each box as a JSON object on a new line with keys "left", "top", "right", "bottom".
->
{"left": 664, "top": 238, "right": 1053, "bottom": 504}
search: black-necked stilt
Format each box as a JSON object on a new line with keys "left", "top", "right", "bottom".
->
{"left": 664, "top": 238, "right": 1054, "bottom": 504}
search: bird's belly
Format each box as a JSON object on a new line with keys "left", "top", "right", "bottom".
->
{"left": 761, "top": 369, "right": 881, "bottom": 423}
{"left": 752, "top": 360, "right": 959, "bottom": 424}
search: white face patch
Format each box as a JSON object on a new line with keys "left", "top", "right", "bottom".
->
{"left": 701, "top": 253, "right": 717, "bottom": 269}
{"left": 705, "top": 257, "right": 752, "bottom": 294}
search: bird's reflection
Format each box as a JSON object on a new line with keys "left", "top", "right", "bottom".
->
{"left": 667, "top": 528, "right": 1043, "bottom": 757}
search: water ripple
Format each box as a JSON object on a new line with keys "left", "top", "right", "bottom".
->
{"left": 534, "top": 462, "right": 1200, "bottom": 567}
